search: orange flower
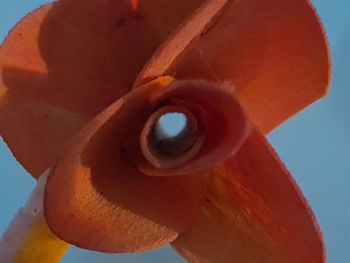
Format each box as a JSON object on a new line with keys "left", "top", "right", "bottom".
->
{"left": 0, "top": 0, "right": 330, "bottom": 262}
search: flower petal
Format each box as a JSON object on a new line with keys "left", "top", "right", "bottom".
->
{"left": 0, "top": 0, "right": 204, "bottom": 177}
{"left": 173, "top": 128, "right": 324, "bottom": 263}
{"left": 44, "top": 77, "right": 211, "bottom": 252}
{"left": 134, "top": 0, "right": 229, "bottom": 86}
{"left": 137, "top": 0, "right": 330, "bottom": 133}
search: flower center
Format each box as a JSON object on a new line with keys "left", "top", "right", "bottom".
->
{"left": 154, "top": 112, "right": 193, "bottom": 156}
{"left": 140, "top": 105, "right": 204, "bottom": 170}
{"left": 156, "top": 112, "right": 186, "bottom": 140}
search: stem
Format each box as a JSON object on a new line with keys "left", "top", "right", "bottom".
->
{"left": 0, "top": 170, "right": 69, "bottom": 263}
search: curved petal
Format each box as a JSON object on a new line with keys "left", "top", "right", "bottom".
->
{"left": 44, "top": 77, "right": 214, "bottom": 252}
{"left": 137, "top": 0, "right": 330, "bottom": 133}
{"left": 0, "top": 0, "right": 204, "bottom": 177}
{"left": 133, "top": 0, "right": 229, "bottom": 86}
{"left": 173, "top": 128, "right": 324, "bottom": 263}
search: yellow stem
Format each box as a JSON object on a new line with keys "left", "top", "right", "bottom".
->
{"left": 0, "top": 171, "right": 69, "bottom": 263}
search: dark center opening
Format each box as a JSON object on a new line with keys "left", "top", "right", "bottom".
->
{"left": 153, "top": 112, "right": 196, "bottom": 156}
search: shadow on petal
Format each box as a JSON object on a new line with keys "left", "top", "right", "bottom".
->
{"left": 0, "top": 0, "right": 204, "bottom": 177}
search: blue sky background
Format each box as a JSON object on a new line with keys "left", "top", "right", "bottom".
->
{"left": 0, "top": 1, "right": 349, "bottom": 262}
